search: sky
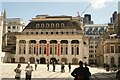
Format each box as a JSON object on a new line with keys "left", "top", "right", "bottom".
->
{"left": 1, "top": 0, "right": 119, "bottom": 25}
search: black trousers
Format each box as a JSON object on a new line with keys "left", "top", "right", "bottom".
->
{"left": 26, "top": 74, "right": 31, "bottom": 80}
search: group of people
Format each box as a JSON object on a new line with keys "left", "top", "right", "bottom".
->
{"left": 47, "top": 61, "right": 71, "bottom": 73}
{"left": 14, "top": 61, "right": 91, "bottom": 80}
{"left": 14, "top": 62, "right": 34, "bottom": 80}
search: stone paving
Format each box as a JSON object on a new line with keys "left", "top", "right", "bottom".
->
{"left": 0, "top": 63, "right": 117, "bottom": 80}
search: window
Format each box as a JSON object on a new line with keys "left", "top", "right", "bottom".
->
{"left": 50, "top": 47, "right": 52, "bottom": 54}
{"left": 13, "top": 26, "right": 16, "bottom": 29}
{"left": 41, "top": 32, "right": 43, "bottom": 34}
{"left": 118, "top": 46, "right": 120, "bottom": 53}
{"left": 36, "top": 23, "right": 40, "bottom": 27}
{"left": 51, "top": 32, "right": 53, "bottom": 34}
{"left": 56, "top": 23, "right": 59, "bottom": 27}
{"left": 31, "top": 32, "right": 33, "bottom": 34}
{"left": 61, "top": 47, "right": 63, "bottom": 55}
{"left": 89, "top": 50, "right": 94, "bottom": 53}
{"left": 56, "top": 32, "right": 58, "bottom": 34}
{"left": 46, "top": 32, "right": 48, "bottom": 34}
{"left": 66, "top": 47, "right": 68, "bottom": 55}
{"left": 8, "top": 26, "right": 11, "bottom": 29}
{"left": 44, "top": 47, "right": 46, "bottom": 54}
{"left": 24, "top": 47, "right": 25, "bottom": 54}
{"left": 110, "top": 46, "right": 114, "bottom": 53}
{"left": 26, "top": 32, "right": 28, "bottom": 35}
{"left": 41, "top": 23, "right": 44, "bottom": 28}
{"left": 51, "top": 23, "right": 54, "bottom": 27}
{"left": 89, "top": 46, "right": 93, "bottom": 48}
{"left": 34, "top": 47, "right": 36, "bottom": 54}
{"left": 61, "top": 23, "right": 64, "bottom": 27}
{"left": 77, "top": 47, "right": 79, "bottom": 55}
{"left": 39, "top": 47, "right": 41, "bottom": 54}
{"left": 46, "top": 23, "right": 49, "bottom": 28}
{"left": 72, "top": 47, "right": 74, "bottom": 55}
{"left": 36, "top": 32, "right": 38, "bottom": 34}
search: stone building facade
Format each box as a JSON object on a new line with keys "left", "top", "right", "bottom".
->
{"left": 4, "top": 15, "right": 89, "bottom": 64}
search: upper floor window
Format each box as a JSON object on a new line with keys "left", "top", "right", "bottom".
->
{"left": 13, "top": 26, "right": 16, "bottom": 29}
{"left": 8, "top": 26, "right": 11, "bottom": 29}
{"left": 51, "top": 23, "right": 54, "bottom": 28}
{"left": 41, "top": 23, "right": 44, "bottom": 28}
{"left": 118, "top": 46, "right": 120, "bottom": 53}
{"left": 61, "top": 23, "right": 65, "bottom": 27}
{"left": 110, "top": 46, "right": 114, "bottom": 53}
{"left": 56, "top": 23, "right": 59, "bottom": 27}
{"left": 46, "top": 23, "right": 49, "bottom": 28}
{"left": 36, "top": 23, "right": 40, "bottom": 28}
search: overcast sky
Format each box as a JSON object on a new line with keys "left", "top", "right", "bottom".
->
{"left": 1, "top": 0, "right": 119, "bottom": 25}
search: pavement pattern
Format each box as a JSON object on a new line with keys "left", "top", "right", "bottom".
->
{"left": 0, "top": 63, "right": 118, "bottom": 80}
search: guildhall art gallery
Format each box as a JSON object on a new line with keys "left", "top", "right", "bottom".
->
{"left": 4, "top": 15, "right": 89, "bottom": 64}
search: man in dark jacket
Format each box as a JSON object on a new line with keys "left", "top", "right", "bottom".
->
{"left": 71, "top": 61, "right": 91, "bottom": 80}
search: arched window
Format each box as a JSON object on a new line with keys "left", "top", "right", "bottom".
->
{"left": 46, "top": 23, "right": 49, "bottom": 28}
{"left": 41, "top": 23, "right": 44, "bottom": 28}
{"left": 61, "top": 23, "right": 65, "bottom": 27}
{"left": 51, "top": 23, "right": 54, "bottom": 28}
{"left": 56, "top": 23, "right": 59, "bottom": 27}
{"left": 36, "top": 23, "right": 40, "bottom": 27}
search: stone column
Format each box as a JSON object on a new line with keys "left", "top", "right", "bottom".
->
{"left": 68, "top": 40, "right": 72, "bottom": 63}
{"left": 15, "top": 40, "right": 19, "bottom": 62}
{"left": 79, "top": 40, "right": 82, "bottom": 61}
{"left": 25, "top": 40, "right": 29, "bottom": 62}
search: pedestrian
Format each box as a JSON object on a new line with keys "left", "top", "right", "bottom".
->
{"left": 61, "top": 62, "right": 65, "bottom": 73}
{"left": 47, "top": 62, "right": 49, "bottom": 71}
{"left": 84, "top": 62, "right": 91, "bottom": 80}
{"left": 52, "top": 61, "right": 56, "bottom": 72}
{"left": 116, "top": 69, "right": 120, "bottom": 80}
{"left": 68, "top": 63, "right": 71, "bottom": 72}
{"left": 25, "top": 62, "right": 33, "bottom": 80}
{"left": 71, "top": 61, "right": 91, "bottom": 80}
{"left": 14, "top": 63, "right": 21, "bottom": 80}
{"left": 35, "top": 61, "right": 37, "bottom": 70}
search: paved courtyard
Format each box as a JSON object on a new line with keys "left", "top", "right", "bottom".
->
{"left": 0, "top": 63, "right": 117, "bottom": 80}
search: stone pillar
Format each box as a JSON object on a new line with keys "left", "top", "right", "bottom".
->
{"left": 15, "top": 40, "right": 19, "bottom": 62}
{"left": 25, "top": 40, "right": 29, "bottom": 62}
{"left": 68, "top": 40, "right": 72, "bottom": 63}
{"left": 79, "top": 40, "right": 82, "bottom": 61}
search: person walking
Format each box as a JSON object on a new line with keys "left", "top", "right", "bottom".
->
{"left": 47, "top": 62, "right": 49, "bottom": 71}
{"left": 68, "top": 63, "right": 71, "bottom": 72}
{"left": 14, "top": 63, "right": 21, "bottom": 80}
{"left": 25, "top": 62, "right": 33, "bottom": 80}
{"left": 52, "top": 61, "right": 56, "bottom": 72}
{"left": 35, "top": 61, "right": 37, "bottom": 70}
{"left": 71, "top": 61, "right": 91, "bottom": 80}
{"left": 61, "top": 62, "right": 65, "bottom": 73}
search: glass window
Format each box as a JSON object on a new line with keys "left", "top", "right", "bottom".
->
{"left": 56, "top": 23, "right": 59, "bottom": 27}
{"left": 118, "top": 46, "right": 120, "bottom": 53}
{"left": 77, "top": 47, "right": 79, "bottom": 55}
{"left": 41, "top": 23, "right": 44, "bottom": 28}
{"left": 61, "top": 23, "right": 64, "bottom": 27}
{"left": 36, "top": 32, "right": 38, "bottom": 34}
{"left": 61, "top": 47, "right": 63, "bottom": 55}
{"left": 66, "top": 47, "right": 68, "bottom": 55}
{"left": 72, "top": 47, "right": 74, "bottom": 55}
{"left": 110, "top": 46, "right": 114, "bottom": 53}
{"left": 8, "top": 26, "right": 11, "bottom": 29}
{"left": 51, "top": 23, "right": 54, "bottom": 27}
{"left": 39, "top": 47, "right": 41, "bottom": 54}
{"left": 46, "top": 23, "right": 49, "bottom": 28}
{"left": 13, "top": 26, "right": 16, "bottom": 29}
